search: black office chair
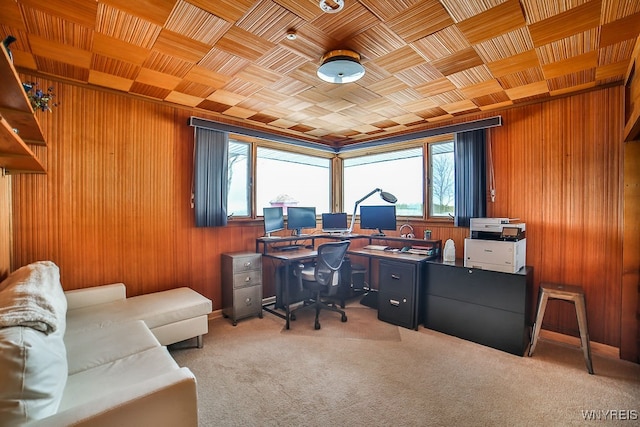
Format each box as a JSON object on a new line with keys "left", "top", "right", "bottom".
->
{"left": 289, "top": 240, "right": 351, "bottom": 330}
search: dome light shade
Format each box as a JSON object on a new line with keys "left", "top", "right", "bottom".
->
{"left": 317, "top": 49, "right": 365, "bottom": 84}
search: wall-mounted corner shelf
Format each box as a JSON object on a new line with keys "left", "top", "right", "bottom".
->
{"left": 0, "top": 43, "right": 47, "bottom": 173}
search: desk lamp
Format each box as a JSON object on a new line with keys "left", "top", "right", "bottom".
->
{"left": 348, "top": 188, "right": 397, "bottom": 233}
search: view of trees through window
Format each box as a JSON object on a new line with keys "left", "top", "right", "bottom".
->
{"left": 429, "top": 141, "right": 455, "bottom": 216}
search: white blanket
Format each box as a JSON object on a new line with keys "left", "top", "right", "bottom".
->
{"left": 0, "top": 261, "right": 67, "bottom": 335}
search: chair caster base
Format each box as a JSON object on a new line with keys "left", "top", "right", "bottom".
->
{"left": 341, "top": 314, "right": 347, "bottom": 322}
{"left": 314, "top": 320, "right": 321, "bottom": 330}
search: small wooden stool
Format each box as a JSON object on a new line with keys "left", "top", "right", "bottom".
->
{"left": 528, "top": 283, "right": 594, "bottom": 374}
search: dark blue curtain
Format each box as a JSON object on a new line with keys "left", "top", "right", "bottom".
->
{"left": 454, "top": 129, "right": 486, "bottom": 227}
{"left": 193, "top": 128, "right": 228, "bottom": 227}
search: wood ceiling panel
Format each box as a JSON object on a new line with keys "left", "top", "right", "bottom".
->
{"left": 351, "top": 23, "right": 407, "bottom": 60}
{"left": 91, "top": 54, "right": 140, "bottom": 79}
{"left": 100, "top": 0, "right": 175, "bottom": 26}
{"left": 96, "top": 3, "right": 161, "bottom": 48}
{"left": 542, "top": 51, "right": 598, "bottom": 79}
{"left": 386, "top": 0, "right": 454, "bottom": 43}
{"left": 411, "top": 25, "right": 471, "bottom": 61}
{"left": 273, "top": 0, "right": 323, "bottom": 22}
{"left": 528, "top": 0, "right": 602, "bottom": 47}
{"left": 152, "top": 29, "right": 212, "bottom": 62}
{"left": 21, "top": 8, "right": 93, "bottom": 50}
{"left": 20, "top": 0, "right": 97, "bottom": 28}
{"left": 474, "top": 27, "right": 535, "bottom": 62}
{"left": 456, "top": 0, "right": 526, "bottom": 44}
{"left": 164, "top": 1, "right": 231, "bottom": 45}
{"left": 487, "top": 50, "right": 540, "bottom": 77}
{"left": 430, "top": 47, "right": 484, "bottom": 75}
{"left": 93, "top": 32, "right": 151, "bottom": 65}
{"left": 183, "top": 66, "right": 231, "bottom": 88}
{"left": 7, "top": 0, "right": 636, "bottom": 146}
{"left": 187, "top": 0, "right": 256, "bottom": 23}
{"left": 142, "top": 51, "right": 193, "bottom": 78}
{"left": 599, "top": 12, "right": 640, "bottom": 47}
{"left": 88, "top": 70, "right": 133, "bottom": 91}
{"left": 438, "top": 0, "right": 506, "bottom": 22}
{"left": 373, "top": 45, "right": 425, "bottom": 74}
{"left": 236, "top": 0, "right": 305, "bottom": 43}
{"left": 214, "top": 26, "right": 276, "bottom": 61}
{"left": 312, "top": 1, "right": 379, "bottom": 40}
{"left": 28, "top": 35, "right": 91, "bottom": 68}
{"left": 135, "top": 67, "right": 182, "bottom": 90}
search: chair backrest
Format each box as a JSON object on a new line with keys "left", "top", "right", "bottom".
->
{"left": 314, "top": 241, "right": 351, "bottom": 293}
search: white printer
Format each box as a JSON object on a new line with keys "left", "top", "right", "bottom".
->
{"left": 464, "top": 218, "right": 526, "bottom": 274}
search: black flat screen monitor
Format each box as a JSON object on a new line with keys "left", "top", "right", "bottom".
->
{"left": 263, "top": 207, "right": 284, "bottom": 237}
{"left": 360, "top": 205, "right": 396, "bottom": 236}
{"left": 321, "top": 212, "right": 348, "bottom": 232}
{"left": 287, "top": 207, "right": 316, "bottom": 236}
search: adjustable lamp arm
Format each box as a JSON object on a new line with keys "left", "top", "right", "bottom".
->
{"left": 348, "top": 188, "right": 382, "bottom": 233}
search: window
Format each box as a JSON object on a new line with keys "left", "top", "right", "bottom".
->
{"left": 227, "top": 140, "right": 250, "bottom": 217}
{"left": 256, "top": 147, "right": 330, "bottom": 215}
{"left": 343, "top": 148, "right": 423, "bottom": 217}
{"left": 429, "top": 141, "right": 455, "bottom": 217}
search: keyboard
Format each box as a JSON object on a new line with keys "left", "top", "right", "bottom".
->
{"left": 276, "top": 245, "right": 303, "bottom": 251}
{"left": 363, "top": 244, "right": 388, "bottom": 251}
{"left": 407, "top": 248, "right": 433, "bottom": 256}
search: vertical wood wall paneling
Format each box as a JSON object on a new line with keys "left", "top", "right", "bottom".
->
{"left": 0, "top": 173, "right": 11, "bottom": 280}
{"left": 10, "top": 76, "right": 627, "bottom": 351}
{"left": 487, "top": 87, "right": 623, "bottom": 348}
{"left": 622, "top": 141, "right": 640, "bottom": 362}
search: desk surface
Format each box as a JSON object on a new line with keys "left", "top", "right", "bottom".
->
{"left": 261, "top": 248, "right": 318, "bottom": 261}
{"left": 349, "top": 248, "right": 432, "bottom": 263}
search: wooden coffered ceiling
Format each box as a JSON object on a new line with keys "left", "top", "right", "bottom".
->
{"left": 2, "top": 0, "right": 639, "bottom": 148}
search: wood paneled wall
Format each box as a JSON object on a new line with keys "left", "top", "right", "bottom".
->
{"left": 9, "top": 77, "right": 629, "bottom": 354}
{"left": 487, "top": 87, "right": 624, "bottom": 349}
{"left": 0, "top": 174, "right": 11, "bottom": 280}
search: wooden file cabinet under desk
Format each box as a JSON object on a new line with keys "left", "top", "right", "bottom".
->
{"left": 222, "top": 252, "right": 263, "bottom": 326}
{"left": 424, "top": 260, "right": 533, "bottom": 355}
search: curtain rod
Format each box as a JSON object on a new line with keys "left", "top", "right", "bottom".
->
{"left": 188, "top": 116, "right": 502, "bottom": 153}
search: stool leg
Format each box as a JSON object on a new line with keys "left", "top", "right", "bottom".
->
{"left": 574, "top": 295, "right": 594, "bottom": 374}
{"left": 528, "top": 291, "right": 549, "bottom": 357}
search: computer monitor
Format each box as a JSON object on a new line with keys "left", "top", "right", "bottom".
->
{"left": 287, "top": 206, "right": 316, "bottom": 236}
{"left": 360, "top": 205, "right": 396, "bottom": 236}
{"left": 321, "top": 212, "right": 348, "bottom": 233}
{"left": 263, "top": 207, "right": 284, "bottom": 237}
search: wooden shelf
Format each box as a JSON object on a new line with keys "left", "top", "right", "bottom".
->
{"left": 0, "top": 116, "right": 45, "bottom": 173}
{"left": 0, "top": 44, "right": 46, "bottom": 173}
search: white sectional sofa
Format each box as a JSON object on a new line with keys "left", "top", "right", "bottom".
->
{"left": 0, "top": 261, "right": 212, "bottom": 426}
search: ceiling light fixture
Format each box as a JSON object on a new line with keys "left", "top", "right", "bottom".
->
{"left": 318, "top": 0, "right": 344, "bottom": 13}
{"left": 317, "top": 49, "right": 365, "bottom": 84}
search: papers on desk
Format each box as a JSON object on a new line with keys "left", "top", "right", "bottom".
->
{"left": 363, "top": 244, "right": 389, "bottom": 251}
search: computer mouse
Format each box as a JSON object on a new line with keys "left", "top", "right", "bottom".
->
{"left": 400, "top": 246, "right": 411, "bottom": 252}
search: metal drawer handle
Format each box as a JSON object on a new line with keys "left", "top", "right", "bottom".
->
{"left": 245, "top": 276, "right": 251, "bottom": 282}
{"left": 244, "top": 262, "right": 252, "bottom": 267}
{"left": 245, "top": 297, "right": 252, "bottom": 306}
{"left": 390, "top": 299, "right": 400, "bottom": 306}
{"left": 391, "top": 274, "right": 400, "bottom": 280}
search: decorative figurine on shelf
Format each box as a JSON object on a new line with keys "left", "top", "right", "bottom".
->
{"left": 2, "top": 35, "right": 17, "bottom": 62}
{"left": 23, "top": 82, "right": 58, "bottom": 112}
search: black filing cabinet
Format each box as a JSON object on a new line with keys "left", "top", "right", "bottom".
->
{"left": 378, "top": 259, "right": 422, "bottom": 330}
{"left": 222, "top": 252, "right": 263, "bottom": 326}
{"left": 424, "top": 261, "right": 533, "bottom": 355}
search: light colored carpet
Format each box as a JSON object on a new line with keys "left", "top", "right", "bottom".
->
{"left": 170, "top": 303, "right": 640, "bottom": 426}
{"left": 283, "top": 305, "right": 401, "bottom": 341}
